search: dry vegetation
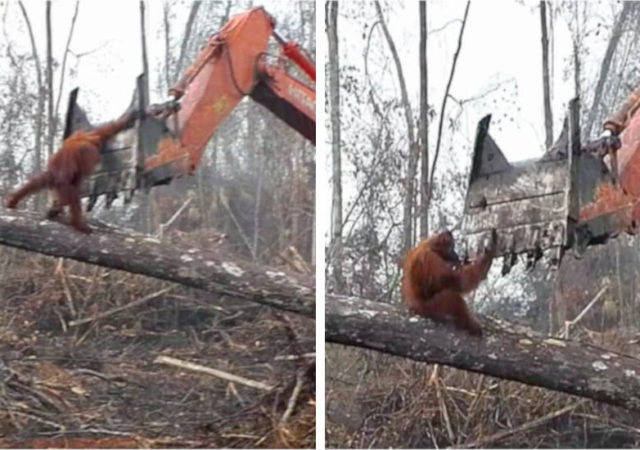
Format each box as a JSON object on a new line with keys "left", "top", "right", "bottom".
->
{"left": 0, "top": 238, "right": 315, "bottom": 449}
{"left": 326, "top": 336, "right": 640, "bottom": 449}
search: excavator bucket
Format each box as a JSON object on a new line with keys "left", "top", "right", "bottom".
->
{"left": 460, "top": 98, "right": 639, "bottom": 274}
{"left": 63, "top": 74, "right": 174, "bottom": 210}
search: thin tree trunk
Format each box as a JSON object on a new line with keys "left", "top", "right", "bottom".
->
{"left": 572, "top": 1, "right": 581, "bottom": 99}
{"left": 140, "top": 0, "right": 150, "bottom": 101}
{"left": 374, "top": 1, "right": 418, "bottom": 255}
{"left": 174, "top": 1, "right": 201, "bottom": 83}
{"left": 46, "top": 0, "right": 54, "bottom": 158}
{"left": 18, "top": 1, "right": 44, "bottom": 209}
{"left": 585, "top": 1, "right": 635, "bottom": 138}
{"left": 540, "top": 1, "right": 553, "bottom": 149}
{"left": 220, "top": 0, "right": 232, "bottom": 28}
{"left": 427, "top": 0, "right": 471, "bottom": 211}
{"left": 419, "top": 1, "right": 429, "bottom": 238}
{"left": 139, "top": 0, "right": 155, "bottom": 234}
{"left": 163, "top": 3, "right": 171, "bottom": 92}
{"left": 327, "top": 1, "right": 344, "bottom": 291}
{"left": 53, "top": 0, "right": 80, "bottom": 136}
{"left": 573, "top": 39, "right": 581, "bottom": 99}
{"left": 252, "top": 145, "right": 264, "bottom": 261}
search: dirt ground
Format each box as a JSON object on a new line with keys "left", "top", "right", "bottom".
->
{"left": 326, "top": 345, "right": 640, "bottom": 449}
{"left": 0, "top": 247, "right": 315, "bottom": 448}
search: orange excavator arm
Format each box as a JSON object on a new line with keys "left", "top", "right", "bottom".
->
{"left": 63, "top": 7, "right": 315, "bottom": 209}
{"left": 145, "top": 7, "right": 315, "bottom": 176}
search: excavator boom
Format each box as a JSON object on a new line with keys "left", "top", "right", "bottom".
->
{"left": 63, "top": 7, "right": 315, "bottom": 209}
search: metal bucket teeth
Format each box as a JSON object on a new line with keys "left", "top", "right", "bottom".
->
{"left": 460, "top": 100, "right": 582, "bottom": 273}
{"left": 63, "top": 74, "right": 163, "bottom": 211}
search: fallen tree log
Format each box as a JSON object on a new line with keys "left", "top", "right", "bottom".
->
{"left": 0, "top": 209, "right": 314, "bottom": 317}
{"left": 326, "top": 294, "right": 640, "bottom": 413}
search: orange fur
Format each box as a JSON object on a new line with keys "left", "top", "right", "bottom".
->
{"left": 3, "top": 113, "right": 136, "bottom": 233}
{"left": 401, "top": 230, "right": 495, "bottom": 335}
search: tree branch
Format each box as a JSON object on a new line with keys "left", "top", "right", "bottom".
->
{"left": 427, "top": 0, "right": 470, "bottom": 210}
{"left": 374, "top": 0, "right": 419, "bottom": 254}
{"left": 584, "top": 1, "right": 636, "bottom": 138}
{"left": 0, "top": 209, "right": 314, "bottom": 317}
{"left": 53, "top": 0, "right": 80, "bottom": 137}
{"left": 46, "top": 0, "right": 54, "bottom": 158}
{"left": 17, "top": 0, "right": 44, "bottom": 180}
{"left": 326, "top": 294, "right": 640, "bottom": 413}
{"left": 173, "top": 0, "right": 201, "bottom": 83}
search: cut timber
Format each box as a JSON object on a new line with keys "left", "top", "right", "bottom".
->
{"left": 154, "top": 355, "right": 274, "bottom": 391}
{"left": 0, "top": 209, "right": 314, "bottom": 317}
{"left": 326, "top": 294, "right": 640, "bottom": 413}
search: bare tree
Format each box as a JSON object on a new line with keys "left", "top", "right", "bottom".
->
{"left": 174, "top": 1, "right": 201, "bottom": 83}
{"left": 571, "top": 0, "right": 581, "bottom": 100}
{"left": 419, "top": 1, "right": 429, "bottom": 237}
{"left": 540, "top": 0, "right": 553, "bottom": 149}
{"left": 327, "top": 1, "right": 344, "bottom": 291}
{"left": 17, "top": 1, "right": 44, "bottom": 209}
{"left": 252, "top": 144, "right": 264, "bottom": 261}
{"left": 427, "top": 0, "right": 471, "bottom": 211}
{"left": 374, "top": 1, "right": 418, "bottom": 255}
{"left": 53, "top": 0, "right": 80, "bottom": 138}
{"left": 139, "top": 0, "right": 157, "bottom": 234}
{"left": 140, "top": 0, "right": 150, "bottom": 100}
{"left": 220, "top": 0, "right": 232, "bottom": 27}
{"left": 46, "top": 0, "right": 54, "bottom": 158}
{"left": 162, "top": 1, "right": 172, "bottom": 91}
{"left": 585, "top": 1, "right": 636, "bottom": 138}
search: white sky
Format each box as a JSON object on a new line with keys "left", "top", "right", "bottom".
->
{"left": 338, "top": 0, "right": 612, "bottom": 163}
{"left": 0, "top": 0, "right": 304, "bottom": 122}
{"left": 2, "top": 0, "right": 161, "bottom": 121}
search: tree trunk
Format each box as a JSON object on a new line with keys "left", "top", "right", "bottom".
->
{"left": 46, "top": 0, "right": 54, "bottom": 158}
{"left": 0, "top": 209, "right": 314, "bottom": 318}
{"left": 327, "top": 1, "right": 345, "bottom": 292}
{"left": 540, "top": 0, "right": 553, "bottom": 150}
{"left": 139, "top": 0, "right": 155, "bottom": 234}
{"left": 174, "top": 0, "right": 202, "bottom": 83}
{"left": 428, "top": 0, "right": 470, "bottom": 211}
{"left": 139, "top": 0, "right": 150, "bottom": 101}
{"left": 573, "top": 39, "right": 581, "bottom": 99}
{"left": 374, "top": 1, "right": 418, "bottom": 255}
{"left": 584, "top": 1, "right": 635, "bottom": 139}
{"left": 53, "top": 0, "right": 80, "bottom": 138}
{"left": 326, "top": 294, "right": 640, "bottom": 414}
{"left": 419, "top": 1, "right": 429, "bottom": 238}
{"left": 163, "top": 3, "right": 172, "bottom": 92}
{"left": 252, "top": 144, "right": 264, "bottom": 261}
{"left": 18, "top": 1, "right": 44, "bottom": 210}
{"left": 220, "top": 0, "right": 232, "bottom": 28}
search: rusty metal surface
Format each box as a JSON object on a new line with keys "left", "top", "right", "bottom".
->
{"left": 460, "top": 80, "right": 640, "bottom": 273}
{"left": 616, "top": 109, "right": 640, "bottom": 197}
{"left": 604, "top": 83, "right": 640, "bottom": 135}
{"left": 63, "top": 84, "right": 141, "bottom": 210}
{"left": 460, "top": 114, "right": 575, "bottom": 270}
{"left": 461, "top": 97, "right": 640, "bottom": 272}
